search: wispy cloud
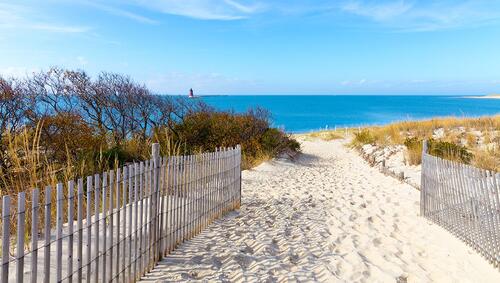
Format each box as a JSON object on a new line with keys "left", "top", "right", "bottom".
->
{"left": 130, "top": 0, "right": 264, "bottom": 20}
{"left": 342, "top": 1, "right": 412, "bottom": 21}
{"left": 135, "top": 0, "right": 500, "bottom": 30}
{"left": 0, "top": 3, "right": 89, "bottom": 33}
{"left": 30, "top": 24, "right": 89, "bottom": 33}
{"left": 340, "top": 0, "right": 500, "bottom": 31}
{"left": 78, "top": 1, "right": 159, "bottom": 24}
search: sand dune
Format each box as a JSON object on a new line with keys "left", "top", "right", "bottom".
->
{"left": 139, "top": 139, "right": 500, "bottom": 282}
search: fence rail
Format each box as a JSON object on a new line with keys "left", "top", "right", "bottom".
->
{"left": 0, "top": 144, "right": 242, "bottom": 282}
{"left": 420, "top": 141, "right": 500, "bottom": 269}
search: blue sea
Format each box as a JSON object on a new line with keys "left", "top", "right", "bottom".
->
{"left": 201, "top": 95, "right": 500, "bottom": 133}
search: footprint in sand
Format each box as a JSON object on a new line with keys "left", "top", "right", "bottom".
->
{"left": 211, "top": 256, "right": 223, "bottom": 270}
{"left": 234, "top": 254, "right": 255, "bottom": 270}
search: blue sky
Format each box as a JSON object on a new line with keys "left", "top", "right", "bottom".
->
{"left": 1, "top": 0, "right": 500, "bottom": 95}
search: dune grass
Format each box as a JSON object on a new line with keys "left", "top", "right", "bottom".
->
{"left": 305, "top": 130, "right": 345, "bottom": 141}
{"left": 307, "top": 115, "right": 499, "bottom": 172}
{"left": 355, "top": 116, "right": 500, "bottom": 171}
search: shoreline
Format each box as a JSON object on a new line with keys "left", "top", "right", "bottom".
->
{"left": 293, "top": 113, "right": 500, "bottom": 135}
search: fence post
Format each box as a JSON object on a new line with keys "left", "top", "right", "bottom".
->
{"left": 31, "top": 189, "right": 39, "bottom": 283}
{"left": 239, "top": 146, "right": 242, "bottom": 208}
{"left": 420, "top": 140, "right": 428, "bottom": 216}
{"left": 56, "top": 184, "right": 64, "bottom": 283}
{"left": 43, "top": 186, "right": 51, "bottom": 283}
{"left": 16, "top": 192, "right": 26, "bottom": 283}
{"left": 2, "top": 196, "right": 10, "bottom": 283}
{"left": 152, "top": 143, "right": 161, "bottom": 262}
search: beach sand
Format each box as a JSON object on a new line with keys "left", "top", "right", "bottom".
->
{"left": 139, "top": 139, "right": 500, "bottom": 282}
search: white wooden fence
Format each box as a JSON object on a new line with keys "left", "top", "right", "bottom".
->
{"left": 420, "top": 141, "right": 500, "bottom": 269}
{"left": 0, "top": 144, "right": 242, "bottom": 282}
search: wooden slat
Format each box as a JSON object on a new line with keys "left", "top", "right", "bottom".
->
{"left": 108, "top": 170, "right": 114, "bottom": 281}
{"left": 85, "top": 176, "right": 92, "bottom": 283}
{"left": 76, "top": 179, "right": 83, "bottom": 283}
{"left": 133, "top": 163, "right": 139, "bottom": 280}
{"left": 16, "top": 192, "right": 26, "bottom": 283}
{"left": 173, "top": 156, "right": 179, "bottom": 250}
{"left": 101, "top": 172, "right": 107, "bottom": 283}
{"left": 158, "top": 158, "right": 166, "bottom": 256}
{"left": 67, "top": 180, "right": 75, "bottom": 283}
{"left": 138, "top": 162, "right": 144, "bottom": 276}
{"left": 122, "top": 166, "right": 128, "bottom": 280}
{"left": 2, "top": 195, "right": 11, "bottom": 283}
{"left": 31, "top": 189, "right": 39, "bottom": 283}
{"left": 56, "top": 183, "right": 63, "bottom": 282}
{"left": 115, "top": 168, "right": 121, "bottom": 282}
{"left": 128, "top": 164, "right": 134, "bottom": 281}
{"left": 43, "top": 186, "right": 51, "bottom": 283}
{"left": 167, "top": 157, "right": 174, "bottom": 254}
{"left": 93, "top": 174, "right": 100, "bottom": 283}
{"left": 145, "top": 160, "right": 149, "bottom": 272}
{"left": 151, "top": 144, "right": 160, "bottom": 262}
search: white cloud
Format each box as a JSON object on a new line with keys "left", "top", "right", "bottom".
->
{"left": 0, "top": 3, "right": 90, "bottom": 33}
{"left": 342, "top": 1, "right": 412, "bottom": 21}
{"left": 30, "top": 24, "right": 89, "bottom": 33}
{"left": 130, "top": 0, "right": 264, "bottom": 20}
{"left": 78, "top": 1, "right": 159, "bottom": 24}
{"left": 340, "top": 78, "right": 373, "bottom": 86}
{"left": 340, "top": 0, "right": 500, "bottom": 31}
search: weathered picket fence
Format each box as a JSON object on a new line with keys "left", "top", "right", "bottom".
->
{"left": 0, "top": 144, "right": 241, "bottom": 282}
{"left": 420, "top": 141, "right": 500, "bottom": 269}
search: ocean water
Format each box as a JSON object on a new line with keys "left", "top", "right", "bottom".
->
{"left": 201, "top": 95, "right": 500, "bottom": 133}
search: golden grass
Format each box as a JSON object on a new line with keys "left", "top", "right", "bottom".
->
{"left": 0, "top": 126, "right": 184, "bottom": 244}
{"left": 370, "top": 115, "right": 500, "bottom": 141}
{"left": 353, "top": 115, "right": 500, "bottom": 171}
{"left": 243, "top": 151, "right": 273, "bottom": 169}
{"left": 303, "top": 130, "right": 345, "bottom": 141}
{"left": 405, "top": 142, "right": 423, "bottom": 166}
{"left": 473, "top": 149, "right": 500, "bottom": 172}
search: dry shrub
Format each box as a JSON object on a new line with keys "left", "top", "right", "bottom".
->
{"left": 39, "top": 113, "right": 103, "bottom": 164}
{"left": 472, "top": 149, "right": 500, "bottom": 172}
{"left": 350, "top": 130, "right": 376, "bottom": 148}
{"left": 172, "top": 109, "right": 300, "bottom": 169}
{"left": 404, "top": 137, "right": 423, "bottom": 165}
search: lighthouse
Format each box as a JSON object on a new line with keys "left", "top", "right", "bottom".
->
{"left": 188, "top": 88, "right": 194, "bottom": 98}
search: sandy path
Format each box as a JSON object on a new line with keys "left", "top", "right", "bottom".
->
{"left": 139, "top": 140, "right": 500, "bottom": 282}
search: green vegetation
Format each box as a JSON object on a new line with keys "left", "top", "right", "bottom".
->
{"left": 350, "top": 130, "right": 376, "bottom": 148}
{"left": 404, "top": 137, "right": 474, "bottom": 165}
{"left": 171, "top": 109, "right": 300, "bottom": 168}
{"left": 427, "top": 139, "right": 474, "bottom": 164}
